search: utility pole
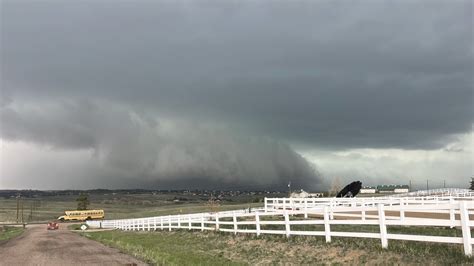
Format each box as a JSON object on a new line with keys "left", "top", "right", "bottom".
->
{"left": 29, "top": 202, "right": 33, "bottom": 221}
{"left": 16, "top": 195, "right": 20, "bottom": 224}
{"left": 21, "top": 199, "right": 24, "bottom": 224}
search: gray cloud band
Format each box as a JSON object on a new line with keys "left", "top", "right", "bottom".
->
{"left": 1, "top": 101, "right": 321, "bottom": 189}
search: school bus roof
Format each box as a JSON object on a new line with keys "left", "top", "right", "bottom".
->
{"left": 64, "top": 210, "right": 104, "bottom": 214}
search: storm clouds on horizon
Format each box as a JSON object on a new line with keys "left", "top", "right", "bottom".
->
{"left": 1, "top": 0, "right": 473, "bottom": 190}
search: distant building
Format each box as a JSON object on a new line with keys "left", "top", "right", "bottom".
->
{"left": 376, "top": 185, "right": 410, "bottom": 193}
{"left": 360, "top": 186, "right": 377, "bottom": 194}
{"left": 290, "top": 189, "right": 323, "bottom": 198}
{"left": 394, "top": 185, "right": 410, "bottom": 193}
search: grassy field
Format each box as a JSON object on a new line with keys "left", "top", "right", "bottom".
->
{"left": 0, "top": 192, "right": 265, "bottom": 223}
{"left": 81, "top": 228, "right": 474, "bottom": 265}
{"left": 0, "top": 226, "right": 25, "bottom": 241}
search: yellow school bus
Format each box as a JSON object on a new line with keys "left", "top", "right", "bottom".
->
{"left": 57, "top": 210, "right": 104, "bottom": 221}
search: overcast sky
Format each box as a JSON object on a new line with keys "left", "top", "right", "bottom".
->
{"left": 1, "top": 0, "right": 473, "bottom": 190}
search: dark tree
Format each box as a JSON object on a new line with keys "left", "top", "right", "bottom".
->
{"left": 76, "top": 193, "right": 90, "bottom": 210}
{"left": 470, "top": 178, "right": 474, "bottom": 190}
{"left": 336, "top": 181, "right": 362, "bottom": 198}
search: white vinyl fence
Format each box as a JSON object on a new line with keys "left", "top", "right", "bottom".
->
{"left": 87, "top": 194, "right": 474, "bottom": 256}
{"left": 264, "top": 192, "right": 474, "bottom": 215}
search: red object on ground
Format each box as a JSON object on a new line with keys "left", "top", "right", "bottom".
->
{"left": 47, "top": 222, "right": 59, "bottom": 230}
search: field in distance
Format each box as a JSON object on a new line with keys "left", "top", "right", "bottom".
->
{"left": 0, "top": 189, "right": 283, "bottom": 223}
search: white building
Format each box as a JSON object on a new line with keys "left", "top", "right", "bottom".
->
{"left": 360, "top": 186, "right": 377, "bottom": 194}
{"left": 377, "top": 185, "right": 410, "bottom": 193}
{"left": 290, "top": 189, "right": 323, "bottom": 198}
{"left": 394, "top": 187, "right": 409, "bottom": 193}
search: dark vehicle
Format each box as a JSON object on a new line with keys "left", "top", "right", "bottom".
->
{"left": 336, "top": 181, "right": 362, "bottom": 198}
{"left": 47, "top": 221, "right": 59, "bottom": 230}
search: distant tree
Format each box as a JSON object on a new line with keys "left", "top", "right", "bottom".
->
{"left": 206, "top": 193, "right": 220, "bottom": 214}
{"left": 76, "top": 193, "right": 90, "bottom": 210}
{"left": 470, "top": 178, "right": 474, "bottom": 190}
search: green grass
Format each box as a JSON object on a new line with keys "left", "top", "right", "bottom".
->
{"left": 67, "top": 223, "right": 88, "bottom": 230}
{"left": 0, "top": 226, "right": 25, "bottom": 241}
{"left": 82, "top": 230, "right": 243, "bottom": 265}
{"left": 80, "top": 227, "right": 474, "bottom": 265}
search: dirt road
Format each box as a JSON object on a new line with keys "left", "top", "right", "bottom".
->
{"left": 0, "top": 224, "right": 146, "bottom": 265}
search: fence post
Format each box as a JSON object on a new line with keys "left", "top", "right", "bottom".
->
{"left": 147, "top": 218, "right": 150, "bottom": 231}
{"left": 201, "top": 214, "right": 205, "bottom": 231}
{"left": 304, "top": 199, "right": 308, "bottom": 219}
{"left": 361, "top": 202, "right": 366, "bottom": 221}
{"left": 378, "top": 204, "right": 388, "bottom": 249}
{"left": 264, "top": 198, "right": 268, "bottom": 213}
{"left": 178, "top": 215, "right": 181, "bottom": 228}
{"left": 460, "top": 201, "right": 472, "bottom": 256}
{"left": 256, "top": 212, "right": 261, "bottom": 236}
{"left": 168, "top": 215, "right": 172, "bottom": 231}
{"left": 400, "top": 198, "right": 405, "bottom": 222}
{"left": 324, "top": 206, "right": 331, "bottom": 243}
{"left": 450, "top": 198, "right": 455, "bottom": 228}
{"left": 284, "top": 211, "right": 290, "bottom": 238}
{"left": 233, "top": 211, "right": 238, "bottom": 235}
{"left": 160, "top": 217, "right": 163, "bottom": 230}
{"left": 330, "top": 199, "right": 334, "bottom": 220}
{"left": 153, "top": 217, "right": 157, "bottom": 231}
{"left": 215, "top": 213, "right": 219, "bottom": 231}
{"left": 188, "top": 216, "right": 192, "bottom": 230}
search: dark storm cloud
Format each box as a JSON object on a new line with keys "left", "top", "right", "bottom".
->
{"left": 1, "top": 100, "right": 319, "bottom": 189}
{"left": 2, "top": 0, "right": 473, "bottom": 150}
